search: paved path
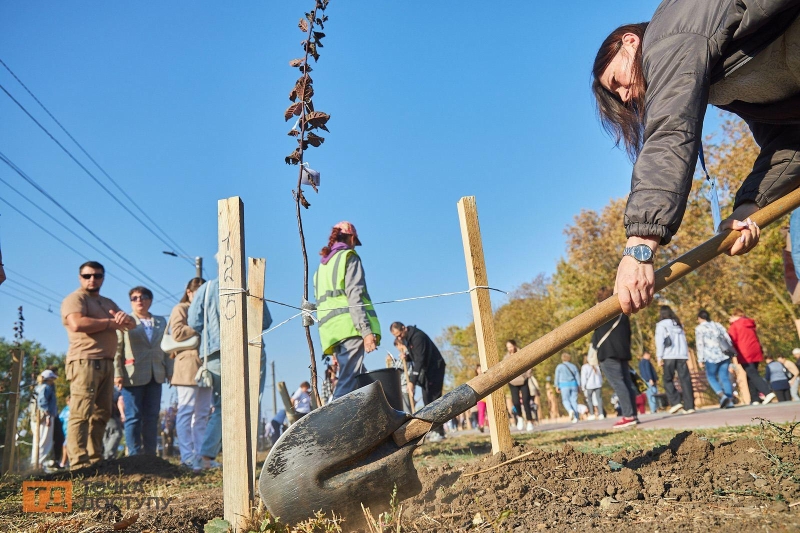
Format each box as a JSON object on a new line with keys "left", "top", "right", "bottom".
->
{"left": 528, "top": 400, "right": 800, "bottom": 433}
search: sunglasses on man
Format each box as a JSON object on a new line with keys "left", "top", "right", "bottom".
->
{"left": 80, "top": 273, "right": 104, "bottom": 279}
{"left": 130, "top": 296, "right": 152, "bottom": 302}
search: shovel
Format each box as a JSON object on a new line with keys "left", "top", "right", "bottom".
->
{"left": 259, "top": 188, "right": 800, "bottom": 526}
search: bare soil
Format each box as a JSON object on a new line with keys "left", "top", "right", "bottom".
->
{"left": 402, "top": 431, "right": 800, "bottom": 532}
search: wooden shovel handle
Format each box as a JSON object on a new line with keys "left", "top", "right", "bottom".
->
{"left": 468, "top": 187, "right": 800, "bottom": 398}
{"left": 394, "top": 187, "right": 800, "bottom": 446}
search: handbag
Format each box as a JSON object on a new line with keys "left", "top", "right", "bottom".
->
{"left": 588, "top": 315, "right": 622, "bottom": 365}
{"left": 715, "top": 323, "right": 736, "bottom": 358}
{"left": 194, "top": 285, "right": 214, "bottom": 388}
{"left": 160, "top": 330, "right": 199, "bottom": 354}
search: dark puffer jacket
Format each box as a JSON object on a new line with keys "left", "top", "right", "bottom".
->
{"left": 626, "top": 0, "right": 800, "bottom": 244}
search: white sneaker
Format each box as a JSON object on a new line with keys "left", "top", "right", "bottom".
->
{"left": 426, "top": 432, "right": 444, "bottom": 443}
{"left": 762, "top": 392, "right": 777, "bottom": 405}
{"left": 571, "top": 417, "right": 578, "bottom": 424}
{"left": 568, "top": 410, "right": 575, "bottom": 421}
{"left": 526, "top": 421, "right": 534, "bottom": 431}
{"left": 587, "top": 414, "right": 596, "bottom": 421}
{"left": 598, "top": 414, "right": 605, "bottom": 420}
{"left": 668, "top": 403, "right": 684, "bottom": 414}
{"left": 516, "top": 418, "right": 524, "bottom": 431}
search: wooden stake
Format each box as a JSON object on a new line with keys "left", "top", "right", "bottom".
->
{"left": 401, "top": 357, "right": 415, "bottom": 414}
{"left": 457, "top": 196, "right": 513, "bottom": 454}
{"left": 218, "top": 197, "right": 253, "bottom": 530}
{"left": 246, "top": 257, "right": 266, "bottom": 490}
{"left": 277, "top": 382, "right": 299, "bottom": 424}
{"left": 2, "top": 349, "right": 23, "bottom": 475}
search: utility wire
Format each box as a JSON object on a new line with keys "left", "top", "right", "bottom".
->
{"left": 0, "top": 59, "right": 193, "bottom": 263}
{"left": 4, "top": 267, "right": 62, "bottom": 299}
{"left": 0, "top": 81, "right": 194, "bottom": 267}
{"left": 0, "top": 288, "right": 54, "bottom": 313}
{"left": 0, "top": 193, "right": 132, "bottom": 288}
{"left": 0, "top": 174, "right": 149, "bottom": 287}
{"left": 0, "top": 152, "right": 175, "bottom": 297}
{"left": 0, "top": 282, "right": 56, "bottom": 308}
{"left": 4, "top": 278, "right": 60, "bottom": 306}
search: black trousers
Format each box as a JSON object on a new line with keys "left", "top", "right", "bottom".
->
{"left": 741, "top": 362, "right": 771, "bottom": 400}
{"left": 663, "top": 359, "right": 694, "bottom": 410}
{"left": 600, "top": 358, "right": 638, "bottom": 418}
{"left": 776, "top": 389, "right": 792, "bottom": 402}
{"left": 422, "top": 372, "right": 445, "bottom": 436}
{"left": 509, "top": 383, "right": 533, "bottom": 421}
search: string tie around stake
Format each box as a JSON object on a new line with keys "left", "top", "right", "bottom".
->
{"left": 301, "top": 300, "right": 317, "bottom": 327}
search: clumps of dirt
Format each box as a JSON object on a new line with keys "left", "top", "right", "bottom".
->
{"left": 403, "top": 432, "right": 800, "bottom": 532}
{"left": 39, "top": 455, "right": 187, "bottom": 482}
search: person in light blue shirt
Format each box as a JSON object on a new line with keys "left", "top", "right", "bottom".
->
{"left": 187, "top": 277, "right": 272, "bottom": 470}
{"left": 554, "top": 352, "right": 581, "bottom": 423}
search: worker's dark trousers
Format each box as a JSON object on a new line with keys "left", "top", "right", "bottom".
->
{"left": 741, "top": 362, "right": 771, "bottom": 401}
{"left": 422, "top": 371, "right": 445, "bottom": 436}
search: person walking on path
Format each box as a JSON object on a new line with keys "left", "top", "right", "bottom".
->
{"left": 30, "top": 369, "right": 58, "bottom": 470}
{"left": 777, "top": 355, "right": 799, "bottom": 401}
{"left": 580, "top": 355, "right": 604, "bottom": 420}
{"left": 638, "top": 352, "right": 659, "bottom": 413}
{"left": 591, "top": 287, "right": 639, "bottom": 428}
{"left": 167, "top": 277, "right": 211, "bottom": 468}
{"left": 728, "top": 309, "right": 776, "bottom": 404}
{"left": 189, "top": 277, "right": 272, "bottom": 471}
{"left": 765, "top": 355, "right": 794, "bottom": 402}
{"left": 474, "top": 364, "right": 487, "bottom": 432}
{"left": 656, "top": 306, "right": 695, "bottom": 414}
{"left": 695, "top": 310, "right": 736, "bottom": 408}
{"left": 592, "top": 2, "right": 800, "bottom": 316}
{"left": 314, "top": 221, "right": 381, "bottom": 400}
{"left": 391, "top": 322, "right": 446, "bottom": 440}
{"left": 62, "top": 261, "right": 135, "bottom": 470}
{"left": 554, "top": 353, "right": 581, "bottom": 424}
{"left": 505, "top": 340, "right": 535, "bottom": 431}
{"left": 114, "top": 286, "right": 170, "bottom": 456}
{"left": 58, "top": 396, "right": 70, "bottom": 468}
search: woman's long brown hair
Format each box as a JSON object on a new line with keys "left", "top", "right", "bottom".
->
{"left": 592, "top": 22, "right": 648, "bottom": 161}
{"left": 319, "top": 227, "right": 349, "bottom": 257}
{"left": 180, "top": 277, "right": 206, "bottom": 304}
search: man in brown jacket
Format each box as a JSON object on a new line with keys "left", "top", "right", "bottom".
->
{"left": 62, "top": 261, "right": 134, "bottom": 469}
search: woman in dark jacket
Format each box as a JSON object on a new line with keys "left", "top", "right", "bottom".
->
{"left": 590, "top": 287, "right": 640, "bottom": 429}
{"left": 592, "top": 0, "right": 800, "bottom": 315}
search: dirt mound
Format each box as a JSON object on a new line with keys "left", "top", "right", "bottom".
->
{"left": 403, "top": 431, "right": 800, "bottom": 531}
{"left": 39, "top": 455, "right": 186, "bottom": 482}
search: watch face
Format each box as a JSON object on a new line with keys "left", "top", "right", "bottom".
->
{"left": 633, "top": 245, "right": 653, "bottom": 262}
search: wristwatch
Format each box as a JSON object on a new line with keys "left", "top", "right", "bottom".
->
{"left": 623, "top": 244, "right": 654, "bottom": 264}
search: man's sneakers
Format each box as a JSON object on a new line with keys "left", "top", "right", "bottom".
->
{"left": 762, "top": 392, "right": 777, "bottom": 405}
{"left": 587, "top": 414, "right": 596, "bottom": 421}
{"left": 668, "top": 403, "right": 684, "bottom": 414}
{"left": 526, "top": 421, "right": 535, "bottom": 432}
{"left": 598, "top": 414, "right": 606, "bottom": 420}
{"left": 681, "top": 408, "right": 696, "bottom": 414}
{"left": 516, "top": 418, "right": 525, "bottom": 431}
{"left": 568, "top": 411, "right": 578, "bottom": 423}
{"left": 612, "top": 417, "right": 638, "bottom": 429}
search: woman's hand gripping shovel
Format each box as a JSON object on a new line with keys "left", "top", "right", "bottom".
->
{"left": 259, "top": 187, "right": 800, "bottom": 527}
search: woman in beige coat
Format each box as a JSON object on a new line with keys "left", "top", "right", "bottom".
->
{"left": 168, "top": 277, "right": 210, "bottom": 467}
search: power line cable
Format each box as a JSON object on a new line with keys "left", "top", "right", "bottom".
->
{"left": 0, "top": 81, "right": 194, "bottom": 267}
{"left": 0, "top": 194, "right": 131, "bottom": 288}
{"left": 0, "top": 152, "right": 176, "bottom": 297}
{"left": 0, "top": 282, "right": 57, "bottom": 308}
{"left": 4, "top": 279, "right": 60, "bottom": 306}
{"left": 0, "top": 288, "right": 54, "bottom": 314}
{"left": 0, "top": 58, "right": 194, "bottom": 262}
{"left": 4, "top": 267, "right": 63, "bottom": 299}
{"left": 0, "top": 173, "right": 150, "bottom": 287}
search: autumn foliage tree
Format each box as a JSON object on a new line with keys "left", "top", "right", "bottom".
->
{"left": 439, "top": 115, "right": 797, "bottom": 417}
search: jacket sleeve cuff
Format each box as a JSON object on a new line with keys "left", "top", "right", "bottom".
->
{"left": 625, "top": 222, "right": 673, "bottom": 245}
{"left": 356, "top": 323, "right": 373, "bottom": 338}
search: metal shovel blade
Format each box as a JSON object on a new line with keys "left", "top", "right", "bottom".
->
{"left": 258, "top": 382, "right": 421, "bottom": 526}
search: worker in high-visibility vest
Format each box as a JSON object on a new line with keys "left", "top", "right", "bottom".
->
{"left": 314, "top": 221, "right": 381, "bottom": 399}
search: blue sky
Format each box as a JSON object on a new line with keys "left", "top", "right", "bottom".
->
{"left": 0, "top": 1, "right": 725, "bottom": 416}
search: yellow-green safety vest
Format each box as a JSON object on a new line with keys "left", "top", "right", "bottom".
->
{"left": 314, "top": 249, "right": 381, "bottom": 355}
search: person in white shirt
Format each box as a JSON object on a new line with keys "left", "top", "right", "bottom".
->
{"left": 580, "top": 356, "right": 604, "bottom": 420}
{"left": 291, "top": 382, "right": 312, "bottom": 418}
{"left": 695, "top": 310, "right": 736, "bottom": 408}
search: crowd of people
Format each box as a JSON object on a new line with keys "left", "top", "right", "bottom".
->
{"left": 26, "top": 260, "right": 272, "bottom": 473}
